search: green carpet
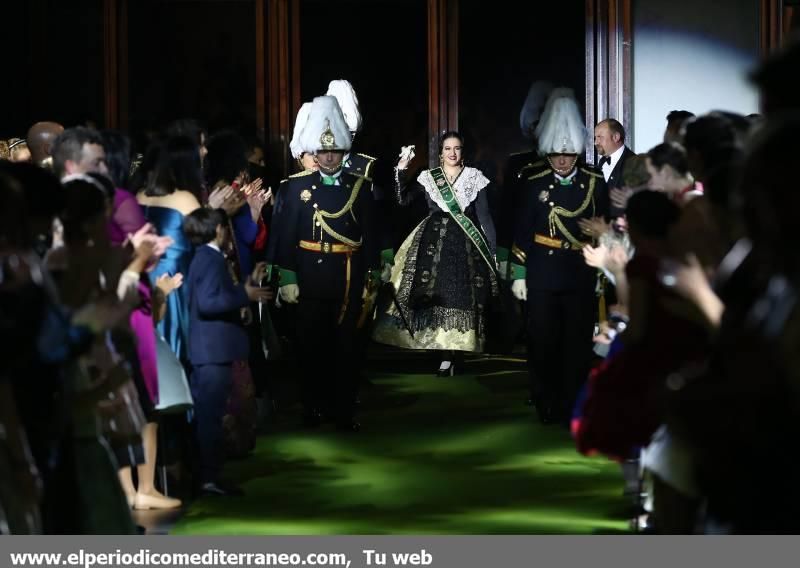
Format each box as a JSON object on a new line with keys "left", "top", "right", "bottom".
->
{"left": 172, "top": 351, "right": 631, "bottom": 534}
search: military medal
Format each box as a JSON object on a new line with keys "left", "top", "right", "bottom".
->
{"left": 300, "top": 189, "right": 312, "bottom": 202}
{"left": 539, "top": 190, "right": 549, "bottom": 203}
{"left": 436, "top": 177, "right": 446, "bottom": 187}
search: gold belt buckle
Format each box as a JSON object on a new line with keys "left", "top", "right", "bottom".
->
{"left": 322, "top": 242, "right": 331, "bottom": 253}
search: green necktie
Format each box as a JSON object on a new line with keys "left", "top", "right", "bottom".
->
{"left": 321, "top": 175, "right": 336, "bottom": 186}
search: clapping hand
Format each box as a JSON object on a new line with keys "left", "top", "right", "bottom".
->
{"left": 577, "top": 216, "right": 610, "bottom": 239}
{"left": 247, "top": 185, "right": 272, "bottom": 221}
{"left": 583, "top": 243, "right": 609, "bottom": 269}
{"left": 610, "top": 187, "right": 634, "bottom": 211}
{"left": 208, "top": 185, "right": 234, "bottom": 209}
{"left": 129, "top": 223, "right": 173, "bottom": 259}
{"left": 240, "top": 177, "right": 263, "bottom": 196}
{"left": 155, "top": 273, "right": 183, "bottom": 297}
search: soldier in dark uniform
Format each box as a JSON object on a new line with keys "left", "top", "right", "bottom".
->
{"left": 327, "top": 79, "right": 393, "bottom": 266}
{"left": 326, "top": 80, "right": 394, "bottom": 392}
{"left": 496, "top": 81, "right": 553, "bottom": 277}
{"left": 267, "top": 95, "right": 381, "bottom": 432}
{"left": 509, "top": 88, "right": 609, "bottom": 425}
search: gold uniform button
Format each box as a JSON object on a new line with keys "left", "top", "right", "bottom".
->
{"left": 549, "top": 202, "right": 554, "bottom": 207}
{"left": 548, "top": 250, "right": 554, "bottom": 256}
{"left": 311, "top": 185, "right": 317, "bottom": 189}
{"left": 315, "top": 222, "right": 321, "bottom": 227}
{"left": 548, "top": 184, "right": 554, "bottom": 189}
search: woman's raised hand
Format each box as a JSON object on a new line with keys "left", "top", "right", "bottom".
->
{"left": 396, "top": 145, "right": 416, "bottom": 170}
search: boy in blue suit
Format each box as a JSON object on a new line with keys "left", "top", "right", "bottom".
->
{"left": 184, "top": 208, "right": 272, "bottom": 496}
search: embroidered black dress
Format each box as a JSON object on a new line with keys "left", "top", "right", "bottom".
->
{"left": 372, "top": 166, "right": 498, "bottom": 352}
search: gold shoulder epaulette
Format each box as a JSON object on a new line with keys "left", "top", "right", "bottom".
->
{"left": 527, "top": 168, "right": 552, "bottom": 180}
{"left": 580, "top": 167, "right": 603, "bottom": 178}
{"left": 289, "top": 169, "right": 315, "bottom": 179}
{"left": 356, "top": 152, "right": 377, "bottom": 161}
{"left": 518, "top": 160, "right": 546, "bottom": 178}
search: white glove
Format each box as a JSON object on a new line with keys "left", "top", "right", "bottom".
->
{"left": 511, "top": 279, "right": 527, "bottom": 301}
{"left": 278, "top": 284, "right": 299, "bottom": 304}
{"left": 396, "top": 145, "right": 416, "bottom": 170}
{"left": 381, "top": 264, "right": 393, "bottom": 283}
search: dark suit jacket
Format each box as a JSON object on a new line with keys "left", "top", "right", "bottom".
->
{"left": 604, "top": 146, "right": 636, "bottom": 218}
{"left": 187, "top": 245, "right": 251, "bottom": 365}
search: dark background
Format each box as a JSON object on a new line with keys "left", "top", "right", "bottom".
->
{"left": 2, "top": 0, "right": 584, "bottom": 181}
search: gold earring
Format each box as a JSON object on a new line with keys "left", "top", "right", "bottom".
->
{"left": 439, "top": 155, "right": 444, "bottom": 167}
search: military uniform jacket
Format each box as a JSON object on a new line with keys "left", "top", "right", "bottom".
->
{"left": 344, "top": 151, "right": 396, "bottom": 262}
{"left": 268, "top": 169, "right": 381, "bottom": 302}
{"left": 343, "top": 152, "right": 377, "bottom": 181}
{"left": 497, "top": 150, "right": 539, "bottom": 257}
{"left": 512, "top": 164, "right": 609, "bottom": 292}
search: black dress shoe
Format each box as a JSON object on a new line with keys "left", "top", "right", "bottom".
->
{"left": 201, "top": 481, "right": 244, "bottom": 497}
{"left": 335, "top": 420, "right": 361, "bottom": 432}
{"left": 436, "top": 361, "right": 455, "bottom": 377}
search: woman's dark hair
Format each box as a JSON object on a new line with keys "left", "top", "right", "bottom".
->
{"left": 86, "top": 172, "right": 115, "bottom": 201}
{"left": 0, "top": 172, "right": 29, "bottom": 248}
{"left": 438, "top": 130, "right": 464, "bottom": 155}
{"left": 61, "top": 179, "right": 108, "bottom": 245}
{"left": 0, "top": 161, "right": 64, "bottom": 222}
{"left": 101, "top": 130, "right": 132, "bottom": 189}
{"left": 683, "top": 112, "right": 747, "bottom": 209}
{"left": 647, "top": 142, "right": 689, "bottom": 177}
{"left": 625, "top": 190, "right": 680, "bottom": 239}
{"left": 666, "top": 110, "right": 695, "bottom": 127}
{"left": 183, "top": 207, "right": 228, "bottom": 246}
{"left": 682, "top": 112, "right": 746, "bottom": 166}
{"left": 621, "top": 154, "right": 651, "bottom": 188}
{"left": 134, "top": 136, "right": 204, "bottom": 198}
{"left": 205, "top": 130, "right": 249, "bottom": 186}
{"left": 166, "top": 119, "right": 207, "bottom": 148}
{"left": 739, "top": 113, "right": 800, "bottom": 273}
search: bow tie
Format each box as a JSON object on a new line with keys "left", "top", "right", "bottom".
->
{"left": 321, "top": 175, "right": 337, "bottom": 186}
{"left": 599, "top": 156, "right": 611, "bottom": 167}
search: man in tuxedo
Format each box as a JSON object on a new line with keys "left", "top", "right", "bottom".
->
{"left": 594, "top": 119, "right": 635, "bottom": 219}
{"left": 185, "top": 208, "right": 272, "bottom": 496}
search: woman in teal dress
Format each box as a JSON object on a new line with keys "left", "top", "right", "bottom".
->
{"left": 135, "top": 136, "right": 203, "bottom": 362}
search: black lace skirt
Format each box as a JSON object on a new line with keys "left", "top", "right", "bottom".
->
{"left": 373, "top": 211, "right": 498, "bottom": 352}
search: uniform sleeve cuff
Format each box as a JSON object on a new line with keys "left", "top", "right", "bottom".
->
{"left": 509, "top": 263, "right": 526, "bottom": 279}
{"left": 381, "top": 248, "right": 395, "bottom": 266}
{"left": 279, "top": 268, "right": 297, "bottom": 286}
